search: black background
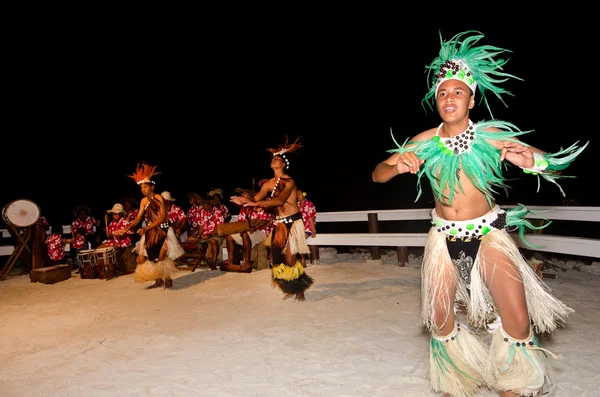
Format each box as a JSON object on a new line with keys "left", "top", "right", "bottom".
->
{"left": 2, "top": 17, "right": 595, "bottom": 231}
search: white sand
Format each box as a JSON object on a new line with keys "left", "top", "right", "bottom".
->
{"left": 1, "top": 256, "right": 599, "bottom": 397}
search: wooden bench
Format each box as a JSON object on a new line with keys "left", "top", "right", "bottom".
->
{"left": 30, "top": 264, "right": 72, "bottom": 284}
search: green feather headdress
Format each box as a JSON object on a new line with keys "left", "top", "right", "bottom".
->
{"left": 422, "top": 30, "right": 523, "bottom": 118}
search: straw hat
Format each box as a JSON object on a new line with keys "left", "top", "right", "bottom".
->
{"left": 106, "top": 203, "right": 125, "bottom": 214}
{"left": 161, "top": 191, "right": 176, "bottom": 201}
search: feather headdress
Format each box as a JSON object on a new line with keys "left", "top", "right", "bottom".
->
{"left": 128, "top": 162, "right": 161, "bottom": 185}
{"left": 422, "top": 30, "right": 523, "bottom": 118}
{"left": 267, "top": 136, "right": 303, "bottom": 170}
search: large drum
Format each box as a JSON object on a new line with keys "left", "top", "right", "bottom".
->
{"left": 2, "top": 199, "right": 40, "bottom": 227}
{"left": 95, "top": 247, "right": 116, "bottom": 279}
{"left": 78, "top": 249, "right": 97, "bottom": 279}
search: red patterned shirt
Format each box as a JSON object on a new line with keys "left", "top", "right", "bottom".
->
{"left": 219, "top": 204, "right": 230, "bottom": 221}
{"left": 125, "top": 209, "right": 139, "bottom": 223}
{"left": 103, "top": 218, "right": 133, "bottom": 248}
{"left": 37, "top": 216, "right": 49, "bottom": 228}
{"left": 238, "top": 206, "right": 274, "bottom": 236}
{"left": 167, "top": 204, "right": 186, "bottom": 225}
{"left": 46, "top": 233, "right": 65, "bottom": 262}
{"left": 71, "top": 216, "right": 100, "bottom": 237}
{"left": 300, "top": 198, "right": 317, "bottom": 234}
{"left": 71, "top": 234, "right": 88, "bottom": 249}
{"left": 200, "top": 206, "right": 225, "bottom": 237}
{"left": 187, "top": 205, "right": 203, "bottom": 234}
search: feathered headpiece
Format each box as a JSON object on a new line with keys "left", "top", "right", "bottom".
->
{"left": 422, "top": 30, "right": 522, "bottom": 118}
{"left": 267, "top": 136, "right": 303, "bottom": 170}
{"left": 128, "top": 162, "right": 161, "bottom": 185}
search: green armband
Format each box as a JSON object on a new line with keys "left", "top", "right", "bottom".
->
{"left": 521, "top": 152, "right": 548, "bottom": 175}
{"left": 520, "top": 141, "right": 589, "bottom": 197}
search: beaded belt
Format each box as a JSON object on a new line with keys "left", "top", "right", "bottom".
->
{"left": 273, "top": 212, "right": 302, "bottom": 225}
{"left": 431, "top": 205, "right": 507, "bottom": 240}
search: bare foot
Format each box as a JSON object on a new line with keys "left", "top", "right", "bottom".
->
{"left": 282, "top": 293, "right": 294, "bottom": 300}
{"left": 164, "top": 278, "right": 173, "bottom": 289}
{"left": 146, "top": 279, "right": 164, "bottom": 289}
{"left": 499, "top": 392, "right": 517, "bottom": 397}
{"left": 295, "top": 292, "right": 306, "bottom": 301}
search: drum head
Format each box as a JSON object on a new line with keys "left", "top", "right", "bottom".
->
{"left": 3, "top": 199, "right": 40, "bottom": 227}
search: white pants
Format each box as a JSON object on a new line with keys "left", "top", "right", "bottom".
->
{"left": 231, "top": 230, "right": 267, "bottom": 248}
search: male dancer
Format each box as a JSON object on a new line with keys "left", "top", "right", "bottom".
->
{"left": 115, "top": 163, "right": 184, "bottom": 289}
{"left": 231, "top": 137, "right": 313, "bottom": 301}
{"left": 372, "top": 31, "right": 587, "bottom": 396}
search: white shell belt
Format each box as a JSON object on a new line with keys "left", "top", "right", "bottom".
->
{"left": 431, "top": 205, "right": 507, "bottom": 240}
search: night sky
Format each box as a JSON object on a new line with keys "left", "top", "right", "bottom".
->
{"left": 2, "top": 22, "right": 595, "bottom": 228}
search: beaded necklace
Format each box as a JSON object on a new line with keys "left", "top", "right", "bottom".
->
{"left": 433, "top": 120, "right": 475, "bottom": 155}
{"left": 271, "top": 177, "right": 281, "bottom": 198}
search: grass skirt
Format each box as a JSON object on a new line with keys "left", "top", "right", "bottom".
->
{"left": 421, "top": 227, "right": 573, "bottom": 333}
{"left": 134, "top": 257, "right": 179, "bottom": 282}
{"left": 133, "top": 227, "right": 183, "bottom": 282}
{"left": 265, "top": 218, "right": 310, "bottom": 255}
{"left": 271, "top": 262, "right": 314, "bottom": 294}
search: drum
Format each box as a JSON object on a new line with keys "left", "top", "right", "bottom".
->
{"left": 181, "top": 241, "right": 199, "bottom": 253}
{"left": 2, "top": 199, "right": 40, "bottom": 227}
{"left": 217, "top": 220, "right": 252, "bottom": 237}
{"left": 216, "top": 219, "right": 272, "bottom": 237}
{"left": 95, "top": 247, "right": 116, "bottom": 279}
{"left": 77, "top": 249, "right": 97, "bottom": 279}
{"left": 117, "top": 245, "right": 137, "bottom": 274}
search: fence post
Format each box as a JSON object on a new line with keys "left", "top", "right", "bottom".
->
{"left": 397, "top": 246, "right": 408, "bottom": 267}
{"left": 368, "top": 213, "right": 381, "bottom": 260}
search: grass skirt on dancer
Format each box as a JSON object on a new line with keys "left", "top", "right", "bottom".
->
{"left": 421, "top": 227, "right": 573, "bottom": 333}
{"left": 421, "top": 223, "right": 572, "bottom": 395}
{"left": 133, "top": 227, "right": 184, "bottom": 282}
{"left": 268, "top": 217, "right": 313, "bottom": 294}
{"left": 271, "top": 262, "right": 314, "bottom": 294}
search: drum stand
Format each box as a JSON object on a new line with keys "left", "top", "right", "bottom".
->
{"left": 1, "top": 223, "right": 32, "bottom": 281}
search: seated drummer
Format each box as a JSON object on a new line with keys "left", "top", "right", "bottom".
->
{"left": 221, "top": 187, "right": 273, "bottom": 273}
{"left": 97, "top": 203, "right": 133, "bottom": 250}
{"left": 188, "top": 195, "right": 226, "bottom": 270}
{"left": 71, "top": 227, "right": 88, "bottom": 274}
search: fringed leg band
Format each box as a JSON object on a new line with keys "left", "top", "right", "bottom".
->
{"left": 487, "top": 327, "right": 557, "bottom": 396}
{"left": 430, "top": 322, "right": 487, "bottom": 397}
{"left": 271, "top": 262, "right": 314, "bottom": 294}
{"left": 134, "top": 257, "right": 179, "bottom": 283}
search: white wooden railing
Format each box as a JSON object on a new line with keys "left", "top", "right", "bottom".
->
{"left": 2, "top": 206, "right": 599, "bottom": 261}
{"left": 304, "top": 205, "right": 600, "bottom": 263}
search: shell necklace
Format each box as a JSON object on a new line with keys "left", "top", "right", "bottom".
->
{"left": 434, "top": 120, "right": 475, "bottom": 155}
{"left": 271, "top": 177, "right": 281, "bottom": 197}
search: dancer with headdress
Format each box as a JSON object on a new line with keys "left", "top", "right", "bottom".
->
{"left": 372, "top": 30, "right": 588, "bottom": 396}
{"left": 230, "top": 136, "right": 313, "bottom": 301}
{"left": 114, "top": 163, "right": 184, "bottom": 289}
